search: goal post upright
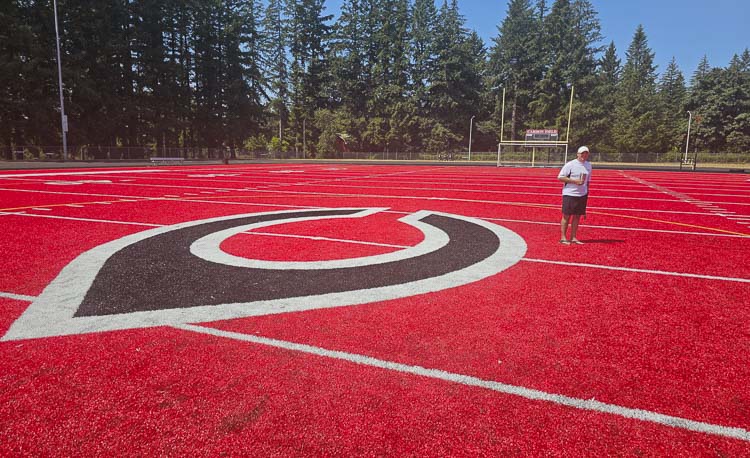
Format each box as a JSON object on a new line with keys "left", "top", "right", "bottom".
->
{"left": 496, "top": 85, "right": 574, "bottom": 167}
{"left": 563, "top": 85, "right": 575, "bottom": 163}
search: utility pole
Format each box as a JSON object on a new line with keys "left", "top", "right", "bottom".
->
{"left": 53, "top": 0, "right": 68, "bottom": 161}
{"left": 684, "top": 111, "right": 693, "bottom": 163}
{"left": 468, "top": 115, "right": 475, "bottom": 161}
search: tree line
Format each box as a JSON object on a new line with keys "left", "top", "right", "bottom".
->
{"left": 1, "top": 0, "right": 748, "bottom": 159}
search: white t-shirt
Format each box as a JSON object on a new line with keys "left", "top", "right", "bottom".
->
{"left": 558, "top": 159, "right": 592, "bottom": 197}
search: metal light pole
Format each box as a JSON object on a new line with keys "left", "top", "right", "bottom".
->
{"left": 468, "top": 115, "right": 475, "bottom": 161}
{"left": 684, "top": 111, "right": 693, "bottom": 163}
{"left": 53, "top": 0, "right": 68, "bottom": 161}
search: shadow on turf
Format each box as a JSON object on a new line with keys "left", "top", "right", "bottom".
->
{"left": 578, "top": 239, "right": 625, "bottom": 244}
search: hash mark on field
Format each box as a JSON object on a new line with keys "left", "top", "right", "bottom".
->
{"left": 620, "top": 173, "right": 742, "bottom": 225}
{"left": 175, "top": 324, "right": 750, "bottom": 443}
{"left": 0, "top": 291, "right": 36, "bottom": 302}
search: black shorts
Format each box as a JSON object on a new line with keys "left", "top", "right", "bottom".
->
{"left": 562, "top": 194, "right": 588, "bottom": 215}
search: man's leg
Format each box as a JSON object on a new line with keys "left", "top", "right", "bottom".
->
{"left": 560, "top": 214, "right": 570, "bottom": 242}
{"left": 570, "top": 215, "right": 582, "bottom": 241}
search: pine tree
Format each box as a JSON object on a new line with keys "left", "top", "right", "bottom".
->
{"left": 691, "top": 55, "right": 710, "bottom": 86}
{"left": 285, "top": 0, "right": 332, "bottom": 156}
{"left": 613, "top": 25, "right": 661, "bottom": 158}
{"left": 488, "top": 0, "right": 539, "bottom": 141}
{"left": 427, "top": 0, "right": 484, "bottom": 151}
{"left": 366, "top": 0, "right": 411, "bottom": 152}
{"left": 222, "top": 0, "right": 265, "bottom": 155}
{"left": 531, "top": 0, "right": 602, "bottom": 144}
{"left": 410, "top": 0, "right": 438, "bottom": 111}
{"left": 725, "top": 49, "right": 750, "bottom": 154}
{"left": 261, "top": 0, "right": 289, "bottom": 148}
{"left": 689, "top": 51, "right": 750, "bottom": 155}
{"left": 658, "top": 57, "right": 687, "bottom": 154}
{"left": 0, "top": 0, "right": 38, "bottom": 155}
{"left": 192, "top": 0, "right": 225, "bottom": 148}
{"left": 408, "top": 0, "right": 439, "bottom": 151}
{"left": 329, "top": 0, "right": 368, "bottom": 115}
{"left": 587, "top": 41, "right": 620, "bottom": 158}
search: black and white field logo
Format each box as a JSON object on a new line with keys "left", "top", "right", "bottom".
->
{"left": 3, "top": 208, "right": 526, "bottom": 341}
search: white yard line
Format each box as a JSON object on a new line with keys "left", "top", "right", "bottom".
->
{"left": 521, "top": 258, "right": 750, "bottom": 283}
{"left": 0, "top": 211, "right": 162, "bottom": 227}
{"left": 174, "top": 323, "right": 750, "bottom": 443}
{"left": 0, "top": 170, "right": 164, "bottom": 178}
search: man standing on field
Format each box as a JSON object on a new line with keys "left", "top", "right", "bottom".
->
{"left": 558, "top": 145, "right": 592, "bottom": 245}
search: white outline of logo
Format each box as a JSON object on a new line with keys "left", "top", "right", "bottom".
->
{"left": 3, "top": 208, "right": 526, "bottom": 341}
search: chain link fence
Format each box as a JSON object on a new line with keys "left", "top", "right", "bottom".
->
{"left": 2, "top": 145, "right": 749, "bottom": 166}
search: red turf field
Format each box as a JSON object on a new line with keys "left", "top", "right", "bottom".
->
{"left": 1, "top": 163, "right": 749, "bottom": 455}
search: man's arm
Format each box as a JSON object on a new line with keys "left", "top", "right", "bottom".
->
{"left": 558, "top": 174, "right": 584, "bottom": 185}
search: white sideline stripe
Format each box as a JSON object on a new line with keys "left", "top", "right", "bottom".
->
{"left": 31, "top": 208, "right": 52, "bottom": 211}
{"left": 0, "top": 170, "right": 163, "bottom": 178}
{"left": 0, "top": 211, "right": 162, "bottom": 227}
{"left": 522, "top": 258, "right": 750, "bottom": 283}
{"left": 246, "top": 187, "right": 750, "bottom": 209}
{"left": 479, "top": 217, "right": 750, "bottom": 238}
{"left": 3, "top": 185, "right": 749, "bottom": 222}
{"left": 0, "top": 291, "right": 36, "bottom": 302}
{"left": 174, "top": 323, "right": 750, "bottom": 443}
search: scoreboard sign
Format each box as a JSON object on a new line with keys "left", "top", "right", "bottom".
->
{"left": 525, "top": 129, "right": 559, "bottom": 141}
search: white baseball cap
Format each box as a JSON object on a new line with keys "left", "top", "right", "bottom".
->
{"left": 577, "top": 146, "right": 590, "bottom": 154}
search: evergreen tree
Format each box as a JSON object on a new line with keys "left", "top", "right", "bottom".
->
{"left": 365, "top": 0, "right": 411, "bottom": 152}
{"left": 222, "top": 0, "right": 265, "bottom": 155}
{"left": 410, "top": 0, "right": 438, "bottom": 112}
{"left": 0, "top": 0, "right": 30, "bottom": 156}
{"left": 192, "top": 0, "right": 225, "bottom": 148}
{"left": 531, "top": 0, "right": 602, "bottom": 145}
{"left": 691, "top": 55, "right": 710, "bottom": 86}
{"left": 285, "top": 0, "right": 332, "bottom": 156}
{"left": 10, "top": 0, "right": 67, "bottom": 150}
{"left": 587, "top": 41, "right": 620, "bottom": 158}
{"left": 261, "top": 0, "right": 289, "bottom": 148}
{"left": 725, "top": 49, "right": 750, "bottom": 154}
{"left": 427, "top": 0, "right": 484, "bottom": 151}
{"left": 408, "top": 0, "right": 439, "bottom": 150}
{"left": 689, "top": 50, "right": 750, "bottom": 155}
{"left": 613, "top": 25, "right": 661, "bottom": 158}
{"left": 658, "top": 57, "right": 687, "bottom": 154}
{"left": 488, "top": 0, "right": 539, "bottom": 141}
{"left": 329, "top": 0, "right": 368, "bottom": 115}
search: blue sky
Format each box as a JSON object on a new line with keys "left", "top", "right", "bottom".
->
{"left": 324, "top": 0, "right": 749, "bottom": 79}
